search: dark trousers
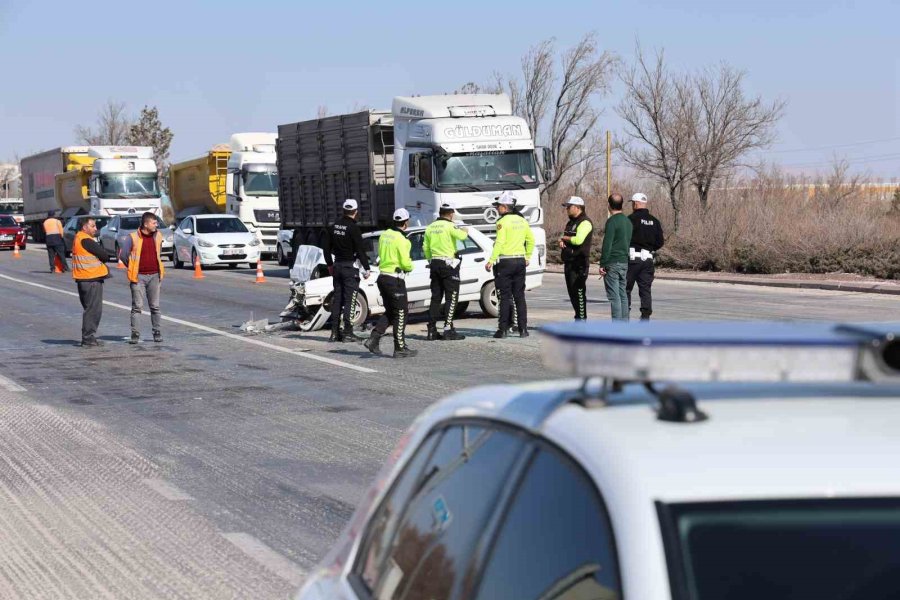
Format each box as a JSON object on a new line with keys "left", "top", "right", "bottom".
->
{"left": 564, "top": 259, "right": 589, "bottom": 320}
{"left": 626, "top": 260, "right": 655, "bottom": 319}
{"left": 330, "top": 262, "right": 360, "bottom": 332}
{"left": 45, "top": 235, "right": 68, "bottom": 271}
{"left": 428, "top": 260, "right": 461, "bottom": 330}
{"left": 495, "top": 258, "right": 527, "bottom": 331}
{"left": 374, "top": 275, "right": 409, "bottom": 349}
{"left": 76, "top": 280, "right": 104, "bottom": 343}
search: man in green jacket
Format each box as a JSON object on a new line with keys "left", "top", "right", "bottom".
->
{"left": 423, "top": 201, "right": 471, "bottom": 341}
{"left": 364, "top": 208, "right": 417, "bottom": 358}
{"left": 598, "top": 193, "right": 633, "bottom": 321}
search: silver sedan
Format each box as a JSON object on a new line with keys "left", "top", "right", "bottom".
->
{"left": 99, "top": 214, "right": 174, "bottom": 262}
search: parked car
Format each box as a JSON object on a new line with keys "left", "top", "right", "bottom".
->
{"left": 63, "top": 215, "right": 111, "bottom": 255}
{"left": 276, "top": 229, "right": 295, "bottom": 266}
{"left": 172, "top": 214, "right": 262, "bottom": 268}
{"left": 281, "top": 226, "right": 546, "bottom": 331}
{"left": 99, "top": 214, "right": 174, "bottom": 262}
{"left": 0, "top": 214, "right": 26, "bottom": 250}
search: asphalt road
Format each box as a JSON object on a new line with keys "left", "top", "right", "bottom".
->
{"left": 0, "top": 245, "right": 897, "bottom": 598}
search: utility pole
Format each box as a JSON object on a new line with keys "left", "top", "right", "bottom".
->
{"left": 606, "top": 131, "right": 611, "bottom": 199}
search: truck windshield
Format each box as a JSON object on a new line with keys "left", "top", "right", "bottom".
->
{"left": 0, "top": 202, "right": 23, "bottom": 215}
{"left": 664, "top": 498, "right": 900, "bottom": 600}
{"left": 435, "top": 150, "right": 538, "bottom": 191}
{"left": 98, "top": 174, "right": 160, "bottom": 198}
{"left": 243, "top": 169, "right": 278, "bottom": 197}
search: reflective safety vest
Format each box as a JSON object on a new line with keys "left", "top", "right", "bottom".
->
{"left": 490, "top": 212, "right": 535, "bottom": 263}
{"left": 126, "top": 231, "right": 165, "bottom": 283}
{"left": 378, "top": 228, "right": 413, "bottom": 274}
{"left": 43, "top": 218, "right": 64, "bottom": 236}
{"left": 72, "top": 231, "right": 110, "bottom": 281}
{"left": 423, "top": 218, "right": 468, "bottom": 260}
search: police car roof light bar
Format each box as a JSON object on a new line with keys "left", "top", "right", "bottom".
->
{"left": 541, "top": 321, "right": 900, "bottom": 384}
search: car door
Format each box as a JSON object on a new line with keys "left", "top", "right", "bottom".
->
{"left": 103, "top": 216, "right": 119, "bottom": 253}
{"left": 403, "top": 231, "right": 432, "bottom": 311}
{"left": 455, "top": 235, "right": 487, "bottom": 299}
{"left": 64, "top": 218, "right": 77, "bottom": 252}
{"left": 174, "top": 217, "right": 193, "bottom": 262}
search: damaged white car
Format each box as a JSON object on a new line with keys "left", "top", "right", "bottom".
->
{"left": 279, "top": 226, "right": 546, "bottom": 332}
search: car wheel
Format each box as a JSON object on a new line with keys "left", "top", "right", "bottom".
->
{"left": 276, "top": 244, "right": 287, "bottom": 266}
{"left": 480, "top": 281, "right": 499, "bottom": 318}
{"left": 172, "top": 247, "right": 183, "bottom": 269}
{"left": 191, "top": 248, "right": 200, "bottom": 269}
{"left": 352, "top": 293, "right": 369, "bottom": 327}
{"left": 113, "top": 244, "right": 120, "bottom": 263}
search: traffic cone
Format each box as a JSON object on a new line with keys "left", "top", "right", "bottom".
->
{"left": 116, "top": 258, "right": 126, "bottom": 269}
{"left": 54, "top": 256, "right": 63, "bottom": 274}
{"left": 193, "top": 256, "right": 205, "bottom": 279}
{"left": 12, "top": 242, "right": 21, "bottom": 259}
{"left": 254, "top": 260, "right": 266, "bottom": 284}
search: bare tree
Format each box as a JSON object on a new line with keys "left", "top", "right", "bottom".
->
{"left": 316, "top": 105, "right": 329, "bottom": 119}
{"left": 617, "top": 46, "right": 696, "bottom": 231}
{"left": 688, "top": 64, "right": 785, "bottom": 210}
{"left": 75, "top": 99, "right": 132, "bottom": 145}
{"left": 126, "top": 105, "right": 174, "bottom": 169}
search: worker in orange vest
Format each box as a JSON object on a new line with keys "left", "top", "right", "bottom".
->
{"left": 43, "top": 211, "right": 69, "bottom": 273}
{"left": 71, "top": 217, "right": 110, "bottom": 347}
{"left": 119, "top": 212, "right": 165, "bottom": 344}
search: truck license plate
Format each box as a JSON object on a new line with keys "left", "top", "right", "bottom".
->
{"left": 223, "top": 248, "right": 242, "bottom": 256}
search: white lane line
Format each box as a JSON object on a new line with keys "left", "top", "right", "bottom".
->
{"left": 222, "top": 532, "right": 306, "bottom": 586}
{"left": 0, "top": 273, "right": 377, "bottom": 374}
{"left": 0, "top": 373, "right": 26, "bottom": 392}
{"left": 142, "top": 478, "right": 194, "bottom": 501}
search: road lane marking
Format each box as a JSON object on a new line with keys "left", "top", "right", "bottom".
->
{"left": 222, "top": 532, "right": 306, "bottom": 586}
{"left": 0, "top": 373, "right": 25, "bottom": 392}
{"left": 0, "top": 273, "right": 377, "bottom": 374}
{"left": 142, "top": 478, "right": 194, "bottom": 501}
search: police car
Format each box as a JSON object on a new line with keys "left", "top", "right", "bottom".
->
{"left": 296, "top": 321, "right": 900, "bottom": 599}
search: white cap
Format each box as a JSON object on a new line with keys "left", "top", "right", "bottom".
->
{"left": 493, "top": 191, "right": 517, "bottom": 206}
{"left": 563, "top": 196, "right": 585, "bottom": 207}
{"left": 631, "top": 193, "right": 648, "bottom": 204}
{"left": 343, "top": 199, "right": 358, "bottom": 210}
{"left": 439, "top": 201, "right": 456, "bottom": 211}
{"left": 393, "top": 207, "right": 410, "bottom": 222}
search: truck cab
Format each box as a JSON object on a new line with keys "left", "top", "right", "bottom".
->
{"left": 86, "top": 146, "right": 162, "bottom": 215}
{"left": 393, "top": 95, "right": 549, "bottom": 233}
{"left": 225, "top": 133, "right": 280, "bottom": 256}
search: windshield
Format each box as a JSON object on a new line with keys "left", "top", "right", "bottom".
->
{"left": 196, "top": 218, "right": 248, "bottom": 234}
{"left": 98, "top": 174, "right": 160, "bottom": 198}
{"left": 665, "top": 499, "right": 900, "bottom": 600}
{"left": 76, "top": 217, "right": 110, "bottom": 231}
{"left": 118, "top": 216, "right": 142, "bottom": 230}
{"left": 243, "top": 169, "right": 278, "bottom": 197}
{"left": 435, "top": 150, "right": 538, "bottom": 191}
{"left": 0, "top": 202, "right": 22, "bottom": 214}
{"left": 0, "top": 215, "right": 17, "bottom": 227}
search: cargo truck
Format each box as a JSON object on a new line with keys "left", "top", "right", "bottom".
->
{"left": 276, "top": 93, "right": 552, "bottom": 245}
{"left": 21, "top": 146, "right": 161, "bottom": 242}
{"left": 168, "top": 133, "right": 280, "bottom": 255}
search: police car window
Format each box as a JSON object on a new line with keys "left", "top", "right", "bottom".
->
{"left": 455, "top": 236, "right": 481, "bottom": 255}
{"left": 408, "top": 233, "right": 426, "bottom": 261}
{"left": 359, "top": 424, "right": 526, "bottom": 600}
{"left": 474, "top": 446, "right": 621, "bottom": 600}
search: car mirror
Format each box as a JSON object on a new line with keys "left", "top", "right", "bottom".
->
{"left": 109, "top": 227, "right": 117, "bottom": 232}
{"left": 182, "top": 228, "right": 192, "bottom": 235}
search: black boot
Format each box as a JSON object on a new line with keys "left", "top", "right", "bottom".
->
{"left": 329, "top": 324, "right": 343, "bottom": 342}
{"left": 342, "top": 326, "right": 361, "bottom": 343}
{"left": 364, "top": 331, "right": 383, "bottom": 355}
{"left": 426, "top": 324, "right": 443, "bottom": 341}
{"left": 493, "top": 329, "right": 508, "bottom": 339}
{"left": 442, "top": 328, "right": 465, "bottom": 341}
{"left": 519, "top": 327, "right": 530, "bottom": 338}
{"left": 393, "top": 345, "right": 418, "bottom": 358}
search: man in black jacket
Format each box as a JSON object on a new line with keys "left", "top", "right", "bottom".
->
{"left": 323, "top": 199, "right": 371, "bottom": 342}
{"left": 626, "top": 193, "right": 664, "bottom": 321}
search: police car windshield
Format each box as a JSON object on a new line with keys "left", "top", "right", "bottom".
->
{"left": 435, "top": 150, "right": 538, "bottom": 191}
{"left": 666, "top": 498, "right": 900, "bottom": 599}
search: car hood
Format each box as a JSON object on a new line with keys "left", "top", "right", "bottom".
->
{"left": 0, "top": 227, "right": 22, "bottom": 234}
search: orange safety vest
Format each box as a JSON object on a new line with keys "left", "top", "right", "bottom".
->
{"left": 126, "top": 231, "right": 165, "bottom": 283}
{"left": 43, "top": 218, "right": 64, "bottom": 236}
{"left": 72, "top": 231, "right": 110, "bottom": 281}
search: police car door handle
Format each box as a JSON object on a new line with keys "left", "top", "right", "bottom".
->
{"left": 474, "top": 257, "right": 485, "bottom": 263}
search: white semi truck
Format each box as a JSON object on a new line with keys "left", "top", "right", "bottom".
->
{"left": 20, "top": 146, "right": 162, "bottom": 241}
{"left": 276, "top": 94, "right": 551, "bottom": 246}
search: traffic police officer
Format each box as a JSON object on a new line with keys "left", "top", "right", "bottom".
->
{"left": 323, "top": 199, "right": 371, "bottom": 342}
{"left": 423, "top": 201, "right": 470, "bottom": 341}
{"left": 364, "top": 208, "right": 417, "bottom": 358}
{"left": 486, "top": 191, "right": 534, "bottom": 339}
{"left": 559, "top": 196, "right": 594, "bottom": 320}
{"left": 626, "top": 192, "right": 665, "bottom": 320}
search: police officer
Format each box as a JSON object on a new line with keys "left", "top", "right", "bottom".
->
{"left": 323, "top": 199, "right": 371, "bottom": 342}
{"left": 364, "top": 208, "right": 417, "bottom": 358}
{"left": 486, "top": 191, "right": 534, "bottom": 339}
{"left": 423, "top": 201, "right": 470, "bottom": 341}
{"left": 626, "top": 192, "right": 665, "bottom": 321}
{"left": 559, "top": 196, "right": 593, "bottom": 321}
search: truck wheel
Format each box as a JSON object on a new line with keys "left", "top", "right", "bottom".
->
{"left": 480, "top": 282, "right": 499, "bottom": 318}
{"left": 277, "top": 244, "right": 287, "bottom": 266}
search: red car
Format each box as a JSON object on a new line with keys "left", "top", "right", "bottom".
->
{"left": 0, "top": 214, "right": 27, "bottom": 250}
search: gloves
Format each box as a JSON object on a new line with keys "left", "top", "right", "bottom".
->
{"left": 327, "top": 265, "right": 334, "bottom": 276}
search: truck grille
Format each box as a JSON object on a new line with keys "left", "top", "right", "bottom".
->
{"left": 254, "top": 209, "right": 280, "bottom": 223}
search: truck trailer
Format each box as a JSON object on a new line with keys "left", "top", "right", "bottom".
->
{"left": 20, "top": 146, "right": 162, "bottom": 241}
{"left": 168, "top": 133, "right": 280, "bottom": 254}
{"left": 276, "top": 94, "right": 552, "bottom": 245}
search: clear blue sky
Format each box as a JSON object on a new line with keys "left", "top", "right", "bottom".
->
{"left": 2, "top": 0, "right": 898, "bottom": 176}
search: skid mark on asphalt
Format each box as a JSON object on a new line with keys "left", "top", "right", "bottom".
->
{"left": 142, "top": 478, "right": 195, "bottom": 501}
{"left": 0, "top": 273, "right": 376, "bottom": 374}
{"left": 223, "top": 532, "right": 307, "bottom": 586}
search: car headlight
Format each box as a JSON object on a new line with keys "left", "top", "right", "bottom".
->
{"left": 249, "top": 238, "right": 261, "bottom": 247}
{"left": 198, "top": 239, "right": 215, "bottom": 248}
